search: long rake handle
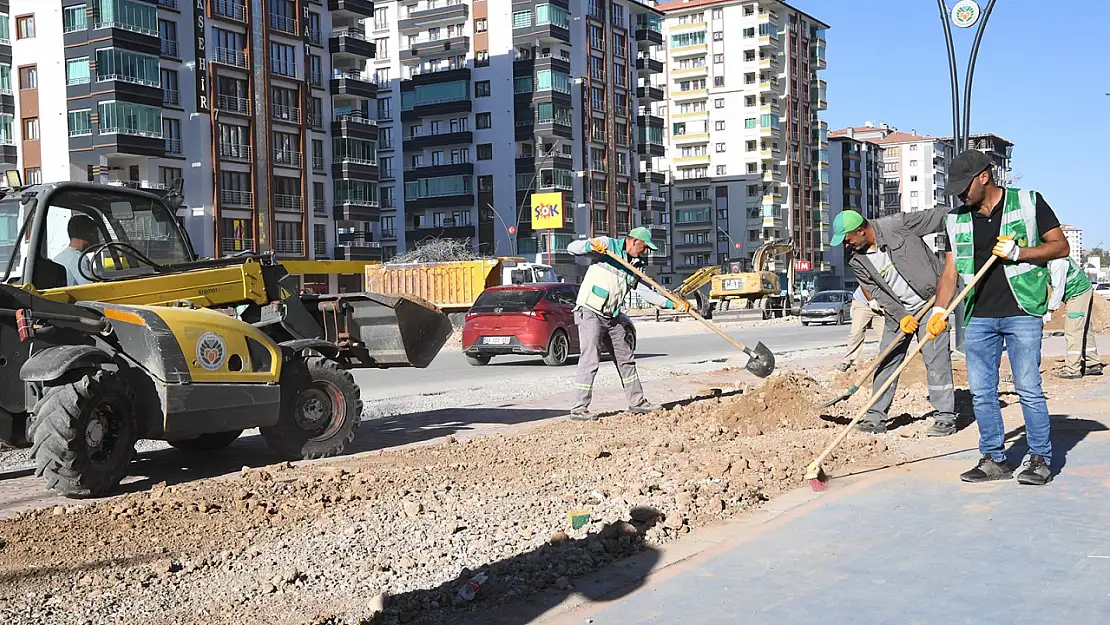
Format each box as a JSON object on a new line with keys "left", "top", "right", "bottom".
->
{"left": 604, "top": 250, "right": 755, "bottom": 354}
{"left": 844, "top": 295, "right": 938, "bottom": 391}
{"left": 811, "top": 256, "right": 998, "bottom": 470}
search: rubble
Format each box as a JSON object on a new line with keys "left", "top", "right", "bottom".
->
{"left": 387, "top": 239, "right": 480, "bottom": 265}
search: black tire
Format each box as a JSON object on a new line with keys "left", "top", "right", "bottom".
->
{"left": 466, "top": 354, "right": 491, "bottom": 366}
{"left": 168, "top": 429, "right": 243, "bottom": 452}
{"left": 801, "top": 320, "right": 809, "bottom": 326}
{"left": 261, "top": 357, "right": 363, "bottom": 460}
{"left": 543, "top": 330, "right": 571, "bottom": 367}
{"left": 29, "top": 369, "right": 137, "bottom": 499}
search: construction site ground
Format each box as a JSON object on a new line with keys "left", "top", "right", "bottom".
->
{"left": 0, "top": 319, "right": 1106, "bottom": 624}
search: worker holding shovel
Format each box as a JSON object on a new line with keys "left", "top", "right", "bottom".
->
{"left": 565, "top": 227, "right": 689, "bottom": 421}
{"left": 930, "top": 150, "right": 1071, "bottom": 486}
{"left": 832, "top": 208, "right": 957, "bottom": 437}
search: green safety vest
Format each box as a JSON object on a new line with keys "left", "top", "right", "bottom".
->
{"left": 1061, "top": 256, "right": 1092, "bottom": 301}
{"left": 575, "top": 237, "right": 642, "bottom": 317}
{"left": 945, "top": 188, "right": 1050, "bottom": 319}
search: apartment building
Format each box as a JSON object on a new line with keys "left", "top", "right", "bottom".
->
{"left": 825, "top": 131, "right": 883, "bottom": 286}
{"left": 657, "top": 0, "right": 829, "bottom": 280}
{"left": 1061, "top": 224, "right": 1082, "bottom": 265}
{"left": 368, "top": 0, "right": 666, "bottom": 279}
{"left": 2, "top": 0, "right": 378, "bottom": 291}
{"left": 940, "top": 132, "right": 1013, "bottom": 184}
{"left": 872, "top": 131, "right": 954, "bottom": 216}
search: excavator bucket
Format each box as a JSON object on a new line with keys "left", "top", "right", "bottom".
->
{"left": 309, "top": 292, "right": 453, "bottom": 368}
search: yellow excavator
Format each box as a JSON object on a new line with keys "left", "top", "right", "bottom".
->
{"left": 0, "top": 179, "right": 452, "bottom": 498}
{"left": 709, "top": 239, "right": 796, "bottom": 319}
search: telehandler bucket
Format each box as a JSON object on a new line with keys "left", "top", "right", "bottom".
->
{"left": 309, "top": 292, "right": 453, "bottom": 368}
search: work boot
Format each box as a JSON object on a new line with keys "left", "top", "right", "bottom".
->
{"left": 855, "top": 419, "right": 887, "bottom": 434}
{"left": 926, "top": 418, "right": 957, "bottom": 437}
{"left": 959, "top": 455, "right": 1013, "bottom": 483}
{"left": 569, "top": 408, "right": 597, "bottom": 422}
{"left": 1054, "top": 370, "right": 1082, "bottom": 380}
{"left": 1016, "top": 454, "right": 1053, "bottom": 486}
{"left": 1085, "top": 365, "right": 1104, "bottom": 377}
{"left": 835, "top": 361, "right": 851, "bottom": 372}
{"left": 629, "top": 402, "right": 662, "bottom": 414}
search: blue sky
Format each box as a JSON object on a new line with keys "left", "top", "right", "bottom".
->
{"left": 792, "top": 0, "right": 1110, "bottom": 250}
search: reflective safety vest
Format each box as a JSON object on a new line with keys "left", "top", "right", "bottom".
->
{"left": 575, "top": 237, "right": 642, "bottom": 317}
{"left": 945, "top": 188, "right": 1050, "bottom": 319}
{"left": 1062, "top": 256, "right": 1092, "bottom": 301}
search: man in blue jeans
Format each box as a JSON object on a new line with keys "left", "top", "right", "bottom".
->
{"left": 929, "top": 150, "right": 1070, "bottom": 485}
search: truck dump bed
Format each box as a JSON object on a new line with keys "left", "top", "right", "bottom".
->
{"left": 364, "top": 259, "right": 510, "bottom": 312}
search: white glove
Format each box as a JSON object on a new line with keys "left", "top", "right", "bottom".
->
{"left": 867, "top": 299, "right": 881, "bottom": 313}
{"left": 1043, "top": 311, "right": 1054, "bottom": 323}
{"left": 992, "top": 235, "right": 1020, "bottom": 262}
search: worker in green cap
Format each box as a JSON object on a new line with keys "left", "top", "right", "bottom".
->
{"left": 831, "top": 208, "right": 957, "bottom": 436}
{"left": 565, "top": 227, "right": 689, "bottom": 421}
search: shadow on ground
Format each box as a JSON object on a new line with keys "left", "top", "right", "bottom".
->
{"left": 1002, "top": 415, "right": 1109, "bottom": 472}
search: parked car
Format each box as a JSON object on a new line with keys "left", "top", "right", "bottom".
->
{"left": 799, "top": 289, "right": 853, "bottom": 326}
{"left": 1096, "top": 282, "right": 1110, "bottom": 301}
{"left": 462, "top": 284, "right": 638, "bottom": 367}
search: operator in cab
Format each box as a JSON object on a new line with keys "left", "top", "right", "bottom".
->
{"left": 54, "top": 215, "right": 99, "bottom": 286}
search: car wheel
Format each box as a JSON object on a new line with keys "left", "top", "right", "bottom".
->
{"left": 839, "top": 310, "right": 848, "bottom": 325}
{"left": 466, "top": 354, "right": 492, "bottom": 366}
{"left": 543, "top": 330, "right": 570, "bottom": 367}
{"left": 801, "top": 320, "right": 809, "bottom": 326}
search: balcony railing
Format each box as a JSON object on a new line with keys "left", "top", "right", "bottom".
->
{"left": 274, "top": 240, "right": 306, "bottom": 255}
{"left": 338, "top": 154, "right": 378, "bottom": 166}
{"left": 332, "top": 27, "right": 368, "bottom": 41}
{"left": 161, "top": 40, "right": 179, "bottom": 58}
{"left": 310, "top": 72, "right": 323, "bottom": 88}
{"left": 219, "top": 143, "right": 252, "bottom": 162}
{"left": 312, "top": 156, "right": 325, "bottom": 171}
{"left": 273, "top": 194, "right": 305, "bottom": 213}
{"left": 308, "top": 113, "right": 324, "bottom": 129}
{"left": 222, "top": 238, "right": 254, "bottom": 252}
{"left": 163, "top": 89, "right": 180, "bottom": 106}
{"left": 271, "top": 63, "right": 298, "bottom": 78}
{"left": 220, "top": 190, "right": 253, "bottom": 206}
{"left": 314, "top": 241, "right": 327, "bottom": 258}
{"left": 274, "top": 150, "right": 304, "bottom": 168}
{"left": 164, "top": 138, "right": 183, "bottom": 155}
{"left": 269, "top": 14, "right": 298, "bottom": 35}
{"left": 214, "top": 0, "right": 247, "bottom": 21}
{"left": 158, "top": 0, "right": 179, "bottom": 8}
{"left": 214, "top": 48, "right": 248, "bottom": 68}
{"left": 334, "top": 112, "right": 376, "bottom": 126}
{"left": 272, "top": 104, "right": 301, "bottom": 123}
{"left": 216, "top": 94, "right": 250, "bottom": 114}
{"left": 313, "top": 198, "right": 326, "bottom": 214}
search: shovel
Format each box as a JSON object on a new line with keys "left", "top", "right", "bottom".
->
{"left": 821, "top": 295, "right": 937, "bottom": 408}
{"left": 604, "top": 251, "right": 775, "bottom": 378}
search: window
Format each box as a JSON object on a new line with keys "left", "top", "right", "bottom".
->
{"left": 375, "top": 67, "right": 391, "bottom": 84}
{"left": 377, "top": 97, "right": 392, "bottom": 120}
{"left": 98, "top": 100, "right": 162, "bottom": 137}
{"left": 536, "top": 4, "right": 570, "bottom": 28}
{"left": 159, "top": 19, "right": 178, "bottom": 57}
{"left": 716, "top": 120, "right": 726, "bottom": 130}
{"left": 18, "top": 65, "right": 36, "bottom": 89}
{"left": 713, "top": 8, "right": 723, "bottom": 18}
{"left": 270, "top": 42, "right": 296, "bottom": 77}
{"left": 160, "top": 167, "right": 183, "bottom": 187}
{"left": 715, "top": 98, "right": 725, "bottom": 109}
{"left": 910, "top": 144, "right": 918, "bottom": 151}
{"left": 475, "top": 18, "right": 487, "bottom": 32}
{"left": 715, "top": 143, "right": 725, "bottom": 153}
{"left": 475, "top": 50, "right": 489, "bottom": 67}
{"left": 66, "top": 58, "right": 91, "bottom": 85}
{"left": 909, "top": 159, "right": 918, "bottom": 167}
{"left": 96, "top": 48, "right": 160, "bottom": 86}
{"left": 716, "top": 165, "right": 727, "bottom": 175}
{"left": 22, "top": 117, "right": 38, "bottom": 140}
{"left": 478, "top": 175, "right": 493, "bottom": 192}
{"left": 714, "top": 54, "right": 724, "bottom": 64}
{"left": 743, "top": 27, "right": 755, "bottom": 38}
{"left": 475, "top": 80, "right": 490, "bottom": 97}
{"left": 476, "top": 113, "right": 491, "bottom": 129}
{"left": 373, "top": 7, "right": 388, "bottom": 30}
{"left": 95, "top": 0, "right": 158, "bottom": 34}
{"left": 477, "top": 143, "right": 493, "bottom": 160}
{"left": 15, "top": 15, "right": 33, "bottom": 39}
{"left": 714, "top": 76, "right": 724, "bottom": 87}
{"left": 513, "top": 11, "right": 532, "bottom": 28}
{"left": 163, "top": 118, "right": 182, "bottom": 154}
{"left": 161, "top": 68, "right": 180, "bottom": 105}
{"left": 910, "top": 191, "right": 919, "bottom": 198}
{"left": 68, "top": 109, "right": 92, "bottom": 137}
{"left": 64, "top": 5, "right": 88, "bottom": 32}
{"left": 713, "top": 31, "right": 723, "bottom": 41}
{"left": 910, "top": 175, "right": 918, "bottom": 182}
{"left": 374, "top": 38, "right": 389, "bottom": 59}
{"left": 24, "top": 168, "right": 41, "bottom": 184}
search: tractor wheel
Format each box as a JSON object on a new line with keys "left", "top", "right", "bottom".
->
{"left": 29, "top": 369, "right": 137, "bottom": 498}
{"left": 262, "top": 357, "right": 363, "bottom": 460}
{"left": 168, "top": 430, "right": 243, "bottom": 452}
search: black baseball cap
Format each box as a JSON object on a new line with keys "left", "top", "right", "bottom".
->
{"left": 944, "top": 150, "right": 994, "bottom": 197}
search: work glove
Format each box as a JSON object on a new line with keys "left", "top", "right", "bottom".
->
{"left": 665, "top": 298, "right": 692, "bottom": 313}
{"left": 993, "top": 235, "right": 1020, "bottom": 262}
{"left": 926, "top": 307, "right": 949, "bottom": 338}
{"left": 1043, "top": 311, "right": 1053, "bottom": 323}
{"left": 867, "top": 299, "right": 882, "bottom": 313}
{"left": 589, "top": 238, "right": 609, "bottom": 254}
{"left": 899, "top": 314, "right": 919, "bottom": 335}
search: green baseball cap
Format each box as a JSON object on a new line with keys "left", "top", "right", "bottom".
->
{"left": 627, "top": 226, "right": 658, "bottom": 251}
{"left": 829, "top": 210, "right": 865, "bottom": 246}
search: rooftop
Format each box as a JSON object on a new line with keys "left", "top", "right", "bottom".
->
{"left": 656, "top": 0, "right": 830, "bottom": 28}
{"left": 873, "top": 131, "right": 937, "bottom": 145}
{"left": 938, "top": 132, "right": 1015, "bottom": 148}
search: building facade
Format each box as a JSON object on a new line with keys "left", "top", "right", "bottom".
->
{"left": 657, "top": 0, "right": 829, "bottom": 280}
{"left": 825, "top": 132, "right": 882, "bottom": 286}
{"left": 368, "top": 0, "right": 666, "bottom": 280}
{"left": 1, "top": 0, "right": 379, "bottom": 292}
{"left": 1061, "top": 224, "right": 1082, "bottom": 265}
{"left": 872, "top": 131, "right": 953, "bottom": 216}
{"left": 940, "top": 132, "right": 1013, "bottom": 185}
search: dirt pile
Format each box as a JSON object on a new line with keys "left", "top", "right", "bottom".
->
{"left": 702, "top": 373, "right": 830, "bottom": 434}
{"left": 1093, "top": 295, "right": 1110, "bottom": 333}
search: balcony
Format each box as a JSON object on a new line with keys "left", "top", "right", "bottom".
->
{"left": 269, "top": 14, "right": 299, "bottom": 37}
{"left": 271, "top": 62, "right": 298, "bottom": 80}
{"left": 639, "top": 195, "right": 666, "bottom": 211}
{"left": 163, "top": 89, "right": 180, "bottom": 107}
{"left": 274, "top": 239, "right": 306, "bottom": 257}
{"left": 164, "top": 138, "right": 183, "bottom": 155}
{"left": 213, "top": 0, "right": 247, "bottom": 22}
{"left": 635, "top": 27, "right": 663, "bottom": 47}
{"left": 401, "top": 36, "right": 470, "bottom": 63}
{"left": 273, "top": 194, "right": 305, "bottom": 213}
{"left": 669, "top": 43, "right": 707, "bottom": 58}
{"left": 514, "top": 20, "right": 571, "bottom": 46}
{"left": 272, "top": 103, "right": 301, "bottom": 124}
{"left": 399, "top": 2, "right": 468, "bottom": 33}
{"left": 404, "top": 189, "right": 475, "bottom": 211}
{"left": 637, "top": 114, "right": 664, "bottom": 129}
{"left": 674, "top": 239, "right": 713, "bottom": 250}
{"left": 671, "top": 64, "right": 708, "bottom": 79}
{"left": 400, "top": 96, "right": 472, "bottom": 122}
{"left": 330, "top": 27, "right": 376, "bottom": 59}
{"left": 636, "top": 56, "right": 663, "bottom": 75}
{"left": 219, "top": 143, "right": 252, "bottom": 162}
{"left": 222, "top": 238, "right": 254, "bottom": 254}
{"left": 220, "top": 189, "right": 253, "bottom": 207}
{"left": 216, "top": 94, "right": 250, "bottom": 115}
{"left": 639, "top": 170, "right": 666, "bottom": 185}
{"left": 161, "top": 39, "right": 179, "bottom": 58}
{"left": 327, "top": 0, "right": 375, "bottom": 19}
{"left": 672, "top": 132, "right": 709, "bottom": 145}
{"left": 313, "top": 156, "right": 326, "bottom": 172}
{"left": 274, "top": 150, "right": 304, "bottom": 169}
{"left": 638, "top": 141, "right": 666, "bottom": 157}
{"left": 214, "top": 48, "right": 248, "bottom": 68}
{"left": 314, "top": 198, "right": 327, "bottom": 214}
{"left": 674, "top": 154, "right": 711, "bottom": 167}
{"left": 333, "top": 154, "right": 379, "bottom": 180}
{"left": 637, "top": 85, "right": 664, "bottom": 101}
{"left": 812, "top": 41, "right": 827, "bottom": 70}
{"left": 158, "top": 0, "right": 179, "bottom": 7}
{"left": 331, "top": 113, "right": 378, "bottom": 141}
{"left": 330, "top": 70, "right": 377, "bottom": 100}
{"left": 334, "top": 197, "right": 380, "bottom": 222}
{"left": 335, "top": 234, "right": 383, "bottom": 261}
{"left": 671, "top": 88, "right": 708, "bottom": 103}
{"left": 403, "top": 131, "right": 472, "bottom": 151}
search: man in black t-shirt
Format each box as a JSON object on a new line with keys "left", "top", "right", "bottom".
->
{"left": 930, "top": 150, "right": 1071, "bottom": 486}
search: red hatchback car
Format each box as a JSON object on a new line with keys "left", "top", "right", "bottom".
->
{"left": 462, "top": 284, "right": 636, "bottom": 367}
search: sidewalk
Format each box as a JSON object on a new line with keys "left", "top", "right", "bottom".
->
{"left": 552, "top": 378, "right": 1110, "bottom": 625}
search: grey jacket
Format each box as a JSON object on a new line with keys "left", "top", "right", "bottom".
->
{"left": 846, "top": 208, "right": 947, "bottom": 322}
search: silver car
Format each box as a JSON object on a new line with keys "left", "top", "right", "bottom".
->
{"left": 799, "top": 290, "right": 853, "bottom": 326}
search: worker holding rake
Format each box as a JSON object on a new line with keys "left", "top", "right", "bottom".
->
{"left": 1047, "top": 256, "right": 1103, "bottom": 379}
{"left": 832, "top": 208, "right": 957, "bottom": 437}
{"left": 930, "top": 150, "right": 1071, "bottom": 486}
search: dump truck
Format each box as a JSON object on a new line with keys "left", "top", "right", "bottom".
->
{"left": 0, "top": 180, "right": 452, "bottom": 498}
{"left": 365, "top": 257, "right": 558, "bottom": 319}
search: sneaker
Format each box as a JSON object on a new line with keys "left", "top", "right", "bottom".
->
{"left": 1054, "top": 370, "right": 1083, "bottom": 380}
{"left": 1085, "top": 365, "right": 1104, "bottom": 377}
{"left": 629, "top": 402, "right": 662, "bottom": 414}
{"left": 1016, "top": 454, "right": 1053, "bottom": 486}
{"left": 926, "top": 419, "right": 957, "bottom": 437}
{"left": 835, "top": 361, "right": 851, "bottom": 372}
{"left": 959, "top": 455, "right": 1013, "bottom": 483}
{"left": 855, "top": 420, "right": 887, "bottom": 434}
{"left": 569, "top": 408, "right": 597, "bottom": 422}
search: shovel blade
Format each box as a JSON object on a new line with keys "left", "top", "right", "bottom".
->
{"left": 744, "top": 341, "right": 775, "bottom": 378}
